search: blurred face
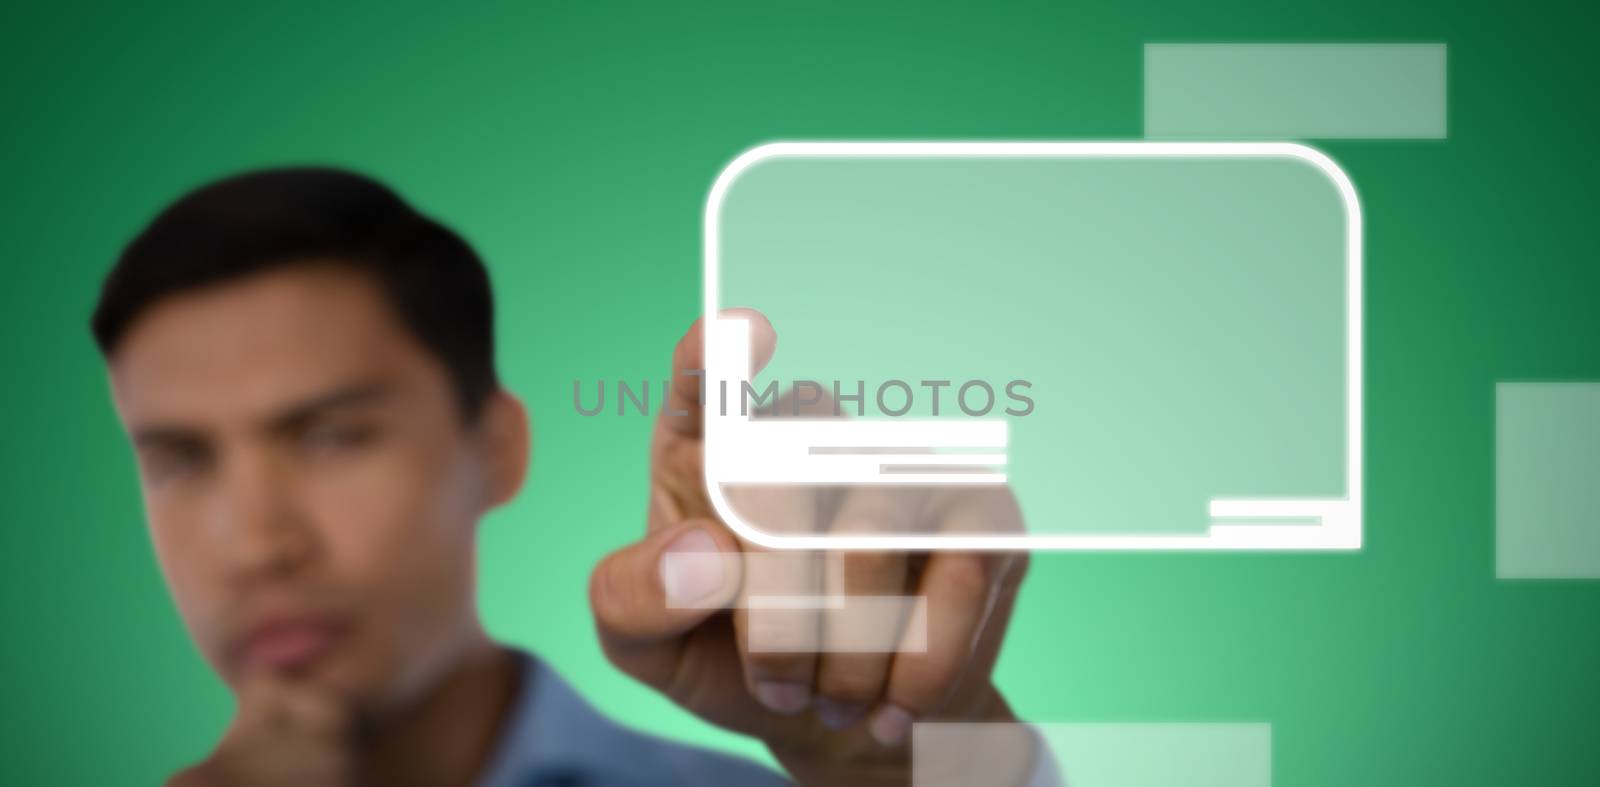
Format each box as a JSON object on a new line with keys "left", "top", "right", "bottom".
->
{"left": 107, "top": 263, "right": 521, "bottom": 712}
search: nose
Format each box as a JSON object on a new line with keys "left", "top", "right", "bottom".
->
{"left": 207, "top": 446, "right": 317, "bottom": 582}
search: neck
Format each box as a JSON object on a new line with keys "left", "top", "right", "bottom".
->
{"left": 357, "top": 635, "right": 522, "bottom": 787}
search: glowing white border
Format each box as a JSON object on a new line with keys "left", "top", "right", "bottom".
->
{"left": 703, "top": 141, "right": 1363, "bottom": 551}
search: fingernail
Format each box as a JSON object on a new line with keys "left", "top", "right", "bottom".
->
{"left": 869, "top": 704, "right": 914, "bottom": 747}
{"left": 815, "top": 698, "right": 867, "bottom": 730}
{"left": 755, "top": 681, "right": 812, "bottom": 714}
{"left": 659, "top": 528, "right": 724, "bottom": 606}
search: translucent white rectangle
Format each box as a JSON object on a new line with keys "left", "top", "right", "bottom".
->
{"left": 747, "top": 595, "right": 927, "bottom": 653}
{"left": 914, "top": 722, "right": 1270, "bottom": 787}
{"left": 745, "top": 595, "right": 847, "bottom": 610}
{"left": 1496, "top": 382, "right": 1600, "bottom": 579}
{"left": 1144, "top": 43, "right": 1447, "bottom": 139}
{"left": 662, "top": 552, "right": 840, "bottom": 609}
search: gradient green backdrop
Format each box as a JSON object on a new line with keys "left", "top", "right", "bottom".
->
{"left": 3, "top": 1, "right": 1597, "bottom": 784}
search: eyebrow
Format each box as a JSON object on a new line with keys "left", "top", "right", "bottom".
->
{"left": 130, "top": 379, "right": 397, "bottom": 447}
{"left": 132, "top": 425, "right": 208, "bottom": 451}
{"left": 265, "top": 380, "right": 396, "bottom": 433}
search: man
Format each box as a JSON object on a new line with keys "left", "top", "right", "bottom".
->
{"left": 91, "top": 167, "right": 1045, "bottom": 785}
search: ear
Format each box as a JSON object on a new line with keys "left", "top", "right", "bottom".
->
{"left": 476, "top": 389, "right": 531, "bottom": 510}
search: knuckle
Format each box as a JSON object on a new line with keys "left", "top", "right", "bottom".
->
{"left": 741, "top": 606, "right": 819, "bottom": 659}
{"left": 844, "top": 550, "right": 902, "bottom": 581}
{"left": 817, "top": 667, "right": 885, "bottom": 704}
{"left": 742, "top": 644, "right": 815, "bottom": 681}
{"left": 892, "top": 656, "right": 964, "bottom": 714}
{"left": 942, "top": 555, "right": 995, "bottom": 598}
{"left": 587, "top": 552, "right": 632, "bottom": 623}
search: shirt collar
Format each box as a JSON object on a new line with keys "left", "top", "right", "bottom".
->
{"left": 474, "top": 651, "right": 633, "bottom": 787}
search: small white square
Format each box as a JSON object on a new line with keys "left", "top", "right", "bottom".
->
{"left": 1496, "top": 383, "right": 1600, "bottom": 579}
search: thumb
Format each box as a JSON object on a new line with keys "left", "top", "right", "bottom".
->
{"left": 590, "top": 519, "right": 743, "bottom": 646}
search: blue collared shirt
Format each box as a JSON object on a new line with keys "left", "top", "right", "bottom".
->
{"left": 475, "top": 653, "right": 1061, "bottom": 787}
{"left": 475, "top": 655, "right": 790, "bottom": 786}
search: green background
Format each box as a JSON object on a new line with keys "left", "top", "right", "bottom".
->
{"left": 2, "top": 0, "right": 1597, "bottom": 783}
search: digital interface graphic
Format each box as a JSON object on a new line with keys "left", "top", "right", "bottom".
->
{"left": 703, "top": 142, "right": 1363, "bottom": 550}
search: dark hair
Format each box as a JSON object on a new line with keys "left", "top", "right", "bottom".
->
{"left": 91, "top": 167, "right": 499, "bottom": 420}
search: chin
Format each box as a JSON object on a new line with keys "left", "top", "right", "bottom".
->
{"left": 327, "top": 649, "right": 437, "bottom": 716}
{"left": 309, "top": 649, "right": 394, "bottom": 706}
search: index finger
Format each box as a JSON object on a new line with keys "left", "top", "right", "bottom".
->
{"left": 658, "top": 307, "right": 777, "bottom": 440}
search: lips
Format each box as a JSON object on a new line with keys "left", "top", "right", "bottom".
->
{"left": 233, "top": 615, "right": 349, "bottom": 673}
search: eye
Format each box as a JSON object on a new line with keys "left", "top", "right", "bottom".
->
{"left": 140, "top": 442, "right": 213, "bottom": 485}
